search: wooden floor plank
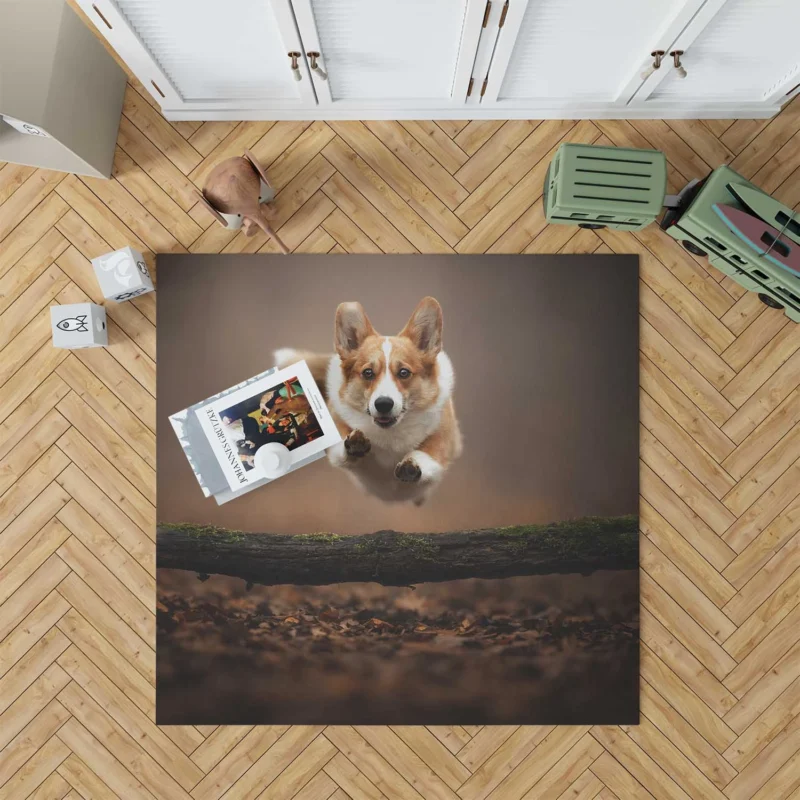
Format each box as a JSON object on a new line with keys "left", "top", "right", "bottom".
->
{"left": 0, "top": 374, "right": 70, "bottom": 487}
{"left": 218, "top": 726, "right": 325, "bottom": 800}
{"left": 0, "top": 731, "right": 71, "bottom": 800}
{"left": 453, "top": 121, "right": 539, "bottom": 192}
{"left": 122, "top": 85, "right": 202, "bottom": 176}
{"left": 0, "top": 192, "right": 69, "bottom": 276}
{"left": 400, "top": 121, "right": 469, "bottom": 175}
{"left": 0, "top": 555, "right": 70, "bottom": 644}
{"left": 642, "top": 611, "right": 738, "bottom": 719}
{"left": 56, "top": 717, "right": 157, "bottom": 800}
{"left": 640, "top": 354, "right": 736, "bottom": 464}
{"left": 453, "top": 121, "right": 506, "bottom": 155}
{"left": 329, "top": 121, "right": 468, "bottom": 246}
{"left": 455, "top": 119, "right": 578, "bottom": 229}
{"left": 722, "top": 491, "right": 800, "bottom": 592}
{"left": 0, "top": 163, "right": 37, "bottom": 206}
{"left": 364, "top": 121, "right": 469, "bottom": 210}
{"left": 724, "top": 554, "right": 800, "bottom": 647}
{"left": 55, "top": 462, "right": 154, "bottom": 573}
{"left": 57, "top": 500, "right": 154, "bottom": 612}
{"left": 57, "top": 645, "right": 203, "bottom": 790}
{"left": 640, "top": 681, "right": 737, "bottom": 790}
{"left": 111, "top": 147, "right": 203, "bottom": 249}
{"left": 266, "top": 121, "right": 336, "bottom": 193}
{"left": 322, "top": 173, "right": 416, "bottom": 254}
{"left": 488, "top": 727, "right": 590, "bottom": 800}
{"left": 189, "top": 726, "right": 287, "bottom": 800}
{"left": 55, "top": 427, "right": 155, "bottom": 537}
{"left": 0, "top": 228, "right": 68, "bottom": 318}
{"left": 0, "top": 170, "right": 66, "bottom": 243}
{"left": 724, "top": 676, "right": 800, "bottom": 772}
{"left": 57, "top": 570, "right": 155, "bottom": 683}
{"left": 57, "top": 752, "right": 122, "bottom": 799}
{"left": 724, "top": 643, "right": 800, "bottom": 736}
{"left": 116, "top": 116, "right": 201, "bottom": 212}
{"left": 322, "top": 137, "right": 452, "bottom": 253}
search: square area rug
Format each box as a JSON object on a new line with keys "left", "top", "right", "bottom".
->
{"left": 156, "top": 254, "right": 639, "bottom": 725}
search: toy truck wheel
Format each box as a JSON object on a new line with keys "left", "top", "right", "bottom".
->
{"left": 758, "top": 293, "right": 784, "bottom": 310}
{"left": 578, "top": 223, "right": 606, "bottom": 230}
{"left": 682, "top": 240, "right": 707, "bottom": 257}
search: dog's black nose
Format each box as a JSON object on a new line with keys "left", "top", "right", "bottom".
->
{"left": 374, "top": 396, "right": 394, "bottom": 415}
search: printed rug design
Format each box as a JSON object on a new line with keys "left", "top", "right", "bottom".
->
{"left": 156, "top": 254, "right": 639, "bottom": 724}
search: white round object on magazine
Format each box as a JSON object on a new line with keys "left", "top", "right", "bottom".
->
{"left": 254, "top": 442, "right": 292, "bottom": 479}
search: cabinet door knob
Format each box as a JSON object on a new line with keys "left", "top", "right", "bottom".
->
{"left": 670, "top": 50, "right": 687, "bottom": 79}
{"left": 288, "top": 52, "right": 302, "bottom": 81}
{"left": 307, "top": 52, "right": 328, "bottom": 81}
{"left": 641, "top": 50, "right": 665, "bottom": 80}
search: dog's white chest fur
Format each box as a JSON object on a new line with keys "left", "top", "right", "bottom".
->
{"left": 325, "top": 352, "right": 453, "bottom": 503}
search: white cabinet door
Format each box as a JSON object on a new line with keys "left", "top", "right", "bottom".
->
{"left": 633, "top": 0, "right": 800, "bottom": 109}
{"left": 76, "top": 0, "right": 316, "bottom": 111}
{"left": 289, "top": 0, "right": 486, "bottom": 109}
{"left": 479, "top": 0, "right": 707, "bottom": 111}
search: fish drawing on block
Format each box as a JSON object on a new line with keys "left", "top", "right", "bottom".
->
{"left": 57, "top": 315, "right": 89, "bottom": 332}
{"left": 712, "top": 203, "right": 800, "bottom": 277}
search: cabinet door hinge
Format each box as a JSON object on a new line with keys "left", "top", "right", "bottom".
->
{"left": 499, "top": 0, "right": 509, "bottom": 27}
{"left": 480, "top": 77, "right": 488, "bottom": 97}
{"left": 467, "top": 77, "right": 475, "bottom": 97}
{"left": 482, "top": 0, "right": 492, "bottom": 27}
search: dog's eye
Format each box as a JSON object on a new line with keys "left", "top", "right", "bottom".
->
{"left": 397, "top": 368, "right": 411, "bottom": 379}
{"left": 362, "top": 368, "right": 374, "bottom": 379}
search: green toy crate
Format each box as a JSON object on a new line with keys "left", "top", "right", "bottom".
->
{"left": 660, "top": 165, "right": 800, "bottom": 323}
{"left": 544, "top": 143, "right": 667, "bottom": 231}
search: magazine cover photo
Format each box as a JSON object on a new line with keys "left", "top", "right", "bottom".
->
{"left": 156, "top": 254, "right": 639, "bottom": 725}
{"left": 195, "top": 360, "right": 340, "bottom": 491}
{"left": 219, "top": 375, "right": 322, "bottom": 470}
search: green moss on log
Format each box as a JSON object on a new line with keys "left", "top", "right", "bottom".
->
{"left": 496, "top": 515, "right": 638, "bottom": 560}
{"left": 159, "top": 523, "right": 247, "bottom": 543}
{"left": 354, "top": 532, "right": 439, "bottom": 561}
{"left": 394, "top": 534, "right": 439, "bottom": 561}
{"left": 291, "top": 532, "right": 344, "bottom": 543}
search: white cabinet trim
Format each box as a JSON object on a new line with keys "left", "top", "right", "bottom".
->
{"left": 161, "top": 102, "right": 780, "bottom": 121}
{"left": 76, "top": 0, "right": 792, "bottom": 122}
{"left": 76, "top": 0, "right": 316, "bottom": 109}
{"left": 615, "top": 0, "right": 717, "bottom": 104}
{"left": 479, "top": 0, "right": 530, "bottom": 104}
{"left": 626, "top": 0, "right": 729, "bottom": 105}
{"left": 74, "top": 0, "right": 182, "bottom": 106}
{"left": 290, "top": 0, "right": 487, "bottom": 108}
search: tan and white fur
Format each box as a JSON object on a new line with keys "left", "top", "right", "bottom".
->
{"left": 275, "top": 297, "right": 462, "bottom": 505}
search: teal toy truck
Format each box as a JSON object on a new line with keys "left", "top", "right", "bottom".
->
{"left": 659, "top": 166, "right": 800, "bottom": 322}
{"left": 544, "top": 143, "right": 800, "bottom": 322}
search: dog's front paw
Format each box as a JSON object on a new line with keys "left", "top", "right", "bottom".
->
{"left": 395, "top": 458, "right": 422, "bottom": 482}
{"left": 344, "top": 429, "right": 371, "bottom": 458}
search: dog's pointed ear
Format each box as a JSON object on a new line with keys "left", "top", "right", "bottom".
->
{"left": 399, "top": 297, "right": 442, "bottom": 355}
{"left": 334, "top": 302, "right": 376, "bottom": 357}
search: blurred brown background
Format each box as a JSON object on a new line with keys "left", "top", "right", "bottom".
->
{"left": 157, "top": 254, "right": 638, "bottom": 533}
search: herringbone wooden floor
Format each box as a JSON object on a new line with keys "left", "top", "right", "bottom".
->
{"left": 2, "top": 64, "right": 800, "bottom": 798}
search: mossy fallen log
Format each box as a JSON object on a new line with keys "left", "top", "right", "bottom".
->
{"left": 157, "top": 515, "right": 639, "bottom": 587}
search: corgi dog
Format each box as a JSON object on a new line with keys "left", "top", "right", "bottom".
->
{"left": 276, "top": 297, "right": 461, "bottom": 505}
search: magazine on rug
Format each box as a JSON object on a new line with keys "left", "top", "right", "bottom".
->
{"left": 194, "top": 360, "right": 340, "bottom": 492}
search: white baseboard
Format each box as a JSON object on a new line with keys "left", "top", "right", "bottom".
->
{"left": 162, "top": 103, "right": 780, "bottom": 122}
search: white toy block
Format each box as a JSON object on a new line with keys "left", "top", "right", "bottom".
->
{"left": 51, "top": 303, "right": 107, "bottom": 349}
{"left": 91, "top": 246, "right": 154, "bottom": 302}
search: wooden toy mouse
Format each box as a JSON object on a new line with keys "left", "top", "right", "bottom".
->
{"left": 197, "top": 149, "right": 290, "bottom": 254}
